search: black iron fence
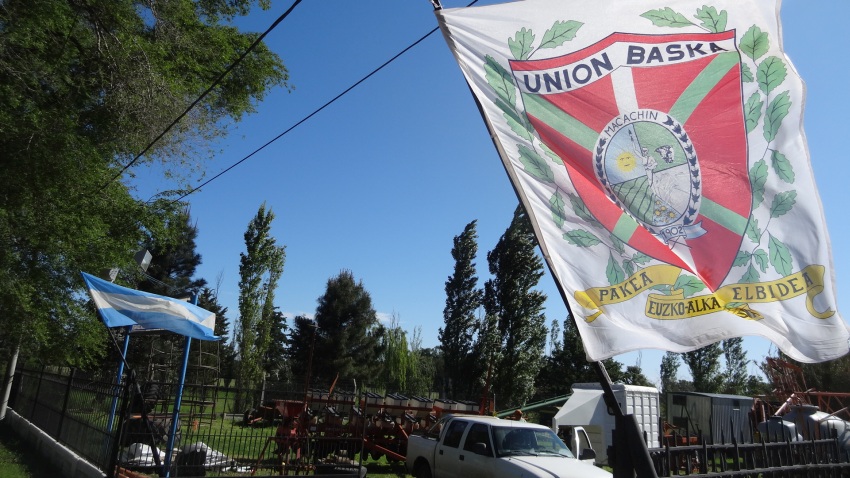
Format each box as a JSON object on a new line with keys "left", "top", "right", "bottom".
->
{"left": 12, "top": 367, "right": 118, "bottom": 470}
{"left": 648, "top": 429, "right": 850, "bottom": 477}
{"left": 15, "top": 365, "right": 850, "bottom": 478}
{"left": 9, "top": 366, "right": 416, "bottom": 477}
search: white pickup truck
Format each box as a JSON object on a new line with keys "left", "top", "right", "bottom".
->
{"left": 405, "top": 415, "right": 611, "bottom": 478}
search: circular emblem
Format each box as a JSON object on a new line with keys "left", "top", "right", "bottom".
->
{"left": 594, "top": 110, "right": 702, "bottom": 239}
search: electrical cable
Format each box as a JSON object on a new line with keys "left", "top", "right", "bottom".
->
{"left": 170, "top": 26, "right": 439, "bottom": 203}
{"left": 170, "top": 0, "right": 479, "bottom": 203}
{"left": 98, "top": 0, "right": 304, "bottom": 192}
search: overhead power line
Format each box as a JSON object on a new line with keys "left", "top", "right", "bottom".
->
{"left": 171, "top": 24, "right": 447, "bottom": 203}
{"left": 99, "top": 0, "right": 304, "bottom": 192}
{"left": 154, "top": 0, "right": 477, "bottom": 203}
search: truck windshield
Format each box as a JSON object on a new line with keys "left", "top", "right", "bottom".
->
{"left": 424, "top": 415, "right": 452, "bottom": 439}
{"left": 492, "top": 426, "right": 574, "bottom": 458}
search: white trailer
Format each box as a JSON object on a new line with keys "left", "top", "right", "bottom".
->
{"left": 552, "top": 383, "right": 660, "bottom": 465}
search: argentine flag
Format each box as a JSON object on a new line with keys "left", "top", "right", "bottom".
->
{"left": 81, "top": 272, "right": 219, "bottom": 341}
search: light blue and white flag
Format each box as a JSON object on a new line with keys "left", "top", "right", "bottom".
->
{"left": 81, "top": 271, "right": 219, "bottom": 341}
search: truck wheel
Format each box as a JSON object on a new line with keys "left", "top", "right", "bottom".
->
{"left": 414, "top": 462, "right": 432, "bottom": 478}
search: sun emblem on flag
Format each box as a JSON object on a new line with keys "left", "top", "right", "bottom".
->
{"left": 594, "top": 110, "right": 705, "bottom": 245}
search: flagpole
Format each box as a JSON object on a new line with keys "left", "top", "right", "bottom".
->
{"left": 106, "top": 328, "right": 131, "bottom": 435}
{"left": 101, "top": 322, "right": 162, "bottom": 477}
{"left": 102, "top": 328, "right": 132, "bottom": 468}
{"left": 163, "top": 294, "right": 197, "bottom": 478}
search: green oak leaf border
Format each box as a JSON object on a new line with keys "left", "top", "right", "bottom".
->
{"left": 642, "top": 4, "right": 800, "bottom": 306}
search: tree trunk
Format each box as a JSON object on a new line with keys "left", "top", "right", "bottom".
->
{"left": 0, "top": 343, "right": 21, "bottom": 420}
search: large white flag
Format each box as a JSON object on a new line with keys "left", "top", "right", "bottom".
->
{"left": 437, "top": 0, "right": 847, "bottom": 362}
{"left": 82, "top": 272, "right": 219, "bottom": 341}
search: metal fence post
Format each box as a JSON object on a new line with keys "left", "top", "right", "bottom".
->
{"left": 56, "top": 368, "right": 76, "bottom": 440}
{"left": 29, "top": 365, "right": 46, "bottom": 421}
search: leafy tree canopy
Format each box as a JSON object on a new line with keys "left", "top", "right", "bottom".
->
{"left": 534, "top": 316, "right": 623, "bottom": 399}
{"left": 235, "top": 203, "right": 285, "bottom": 410}
{"left": 0, "top": 0, "right": 287, "bottom": 366}
{"left": 486, "top": 206, "right": 547, "bottom": 408}
{"left": 682, "top": 343, "right": 725, "bottom": 393}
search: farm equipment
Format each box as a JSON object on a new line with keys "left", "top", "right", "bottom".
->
{"left": 247, "top": 388, "right": 491, "bottom": 474}
{"left": 753, "top": 357, "right": 850, "bottom": 425}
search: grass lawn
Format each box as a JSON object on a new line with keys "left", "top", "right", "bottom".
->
{"left": 0, "top": 423, "right": 65, "bottom": 478}
{"left": 363, "top": 459, "right": 409, "bottom": 477}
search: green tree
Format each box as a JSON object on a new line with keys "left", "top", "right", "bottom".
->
{"left": 416, "top": 347, "right": 445, "bottom": 396}
{"left": 380, "top": 314, "right": 410, "bottom": 391}
{"left": 721, "top": 338, "right": 749, "bottom": 395}
{"left": 660, "top": 351, "right": 680, "bottom": 399}
{"left": 534, "top": 316, "right": 623, "bottom": 399}
{"left": 197, "top": 287, "right": 237, "bottom": 387}
{"left": 257, "top": 261, "right": 285, "bottom": 380}
{"left": 486, "top": 206, "right": 548, "bottom": 408}
{"left": 0, "top": 0, "right": 286, "bottom": 367}
{"left": 472, "top": 292, "right": 502, "bottom": 404}
{"left": 681, "top": 343, "right": 724, "bottom": 393}
{"left": 405, "top": 326, "right": 434, "bottom": 396}
{"left": 263, "top": 308, "right": 290, "bottom": 382}
{"left": 548, "top": 319, "right": 561, "bottom": 356}
{"left": 122, "top": 207, "right": 208, "bottom": 385}
{"left": 311, "top": 271, "right": 385, "bottom": 385}
{"left": 622, "top": 364, "right": 653, "bottom": 387}
{"left": 235, "top": 204, "right": 285, "bottom": 411}
{"left": 439, "top": 220, "right": 483, "bottom": 398}
{"left": 286, "top": 315, "right": 316, "bottom": 385}
{"left": 138, "top": 208, "right": 207, "bottom": 297}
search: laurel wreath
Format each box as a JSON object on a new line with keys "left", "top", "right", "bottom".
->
{"left": 593, "top": 113, "right": 702, "bottom": 236}
{"left": 482, "top": 5, "right": 798, "bottom": 302}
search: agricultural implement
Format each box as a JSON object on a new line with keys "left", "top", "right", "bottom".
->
{"left": 248, "top": 390, "right": 489, "bottom": 474}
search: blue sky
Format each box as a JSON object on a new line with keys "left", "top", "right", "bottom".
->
{"left": 132, "top": 0, "right": 848, "bottom": 386}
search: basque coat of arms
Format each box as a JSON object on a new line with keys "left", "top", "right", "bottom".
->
{"left": 477, "top": 4, "right": 831, "bottom": 325}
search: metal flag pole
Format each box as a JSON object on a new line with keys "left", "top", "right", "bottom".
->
{"left": 163, "top": 293, "right": 198, "bottom": 478}
{"left": 106, "top": 328, "right": 132, "bottom": 435}
{"left": 100, "top": 321, "right": 162, "bottom": 477}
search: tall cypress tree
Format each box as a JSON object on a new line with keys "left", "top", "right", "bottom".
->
{"left": 439, "top": 220, "right": 483, "bottom": 398}
{"left": 235, "top": 203, "right": 285, "bottom": 411}
{"left": 473, "top": 282, "right": 503, "bottom": 405}
{"left": 486, "top": 206, "right": 547, "bottom": 408}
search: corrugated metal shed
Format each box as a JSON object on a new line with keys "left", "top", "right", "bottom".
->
{"left": 667, "top": 392, "right": 753, "bottom": 442}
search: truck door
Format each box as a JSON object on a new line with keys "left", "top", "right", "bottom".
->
{"left": 456, "top": 423, "right": 495, "bottom": 478}
{"left": 573, "top": 426, "right": 595, "bottom": 463}
{"left": 434, "top": 419, "right": 467, "bottom": 478}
